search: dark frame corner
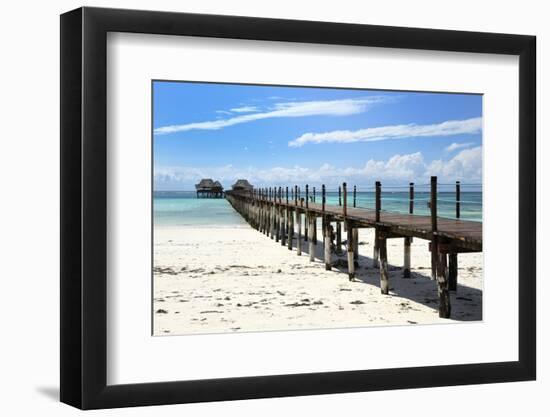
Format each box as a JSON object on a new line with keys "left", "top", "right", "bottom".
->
{"left": 60, "top": 6, "right": 536, "bottom": 410}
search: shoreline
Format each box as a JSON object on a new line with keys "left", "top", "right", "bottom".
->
{"left": 153, "top": 224, "right": 483, "bottom": 336}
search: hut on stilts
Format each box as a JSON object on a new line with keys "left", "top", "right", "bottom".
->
{"left": 195, "top": 178, "right": 224, "bottom": 198}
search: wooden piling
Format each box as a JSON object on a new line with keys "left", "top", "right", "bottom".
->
{"left": 379, "top": 232, "right": 389, "bottom": 294}
{"left": 347, "top": 221, "right": 355, "bottom": 280}
{"left": 436, "top": 245, "right": 451, "bottom": 318}
{"left": 404, "top": 182, "right": 414, "bottom": 278}
{"left": 430, "top": 176, "right": 438, "bottom": 281}
{"left": 304, "top": 185, "right": 309, "bottom": 242}
{"left": 448, "top": 180, "right": 460, "bottom": 290}
{"left": 288, "top": 208, "right": 294, "bottom": 250}
{"left": 297, "top": 200, "right": 303, "bottom": 256}
{"left": 324, "top": 217, "right": 332, "bottom": 270}
{"left": 308, "top": 214, "right": 315, "bottom": 262}
{"left": 448, "top": 252, "right": 457, "bottom": 291}
{"left": 373, "top": 228, "right": 379, "bottom": 268}
{"left": 353, "top": 185, "right": 356, "bottom": 208}
{"left": 403, "top": 237, "right": 411, "bottom": 278}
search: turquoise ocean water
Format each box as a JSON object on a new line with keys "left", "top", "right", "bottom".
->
{"left": 154, "top": 190, "right": 482, "bottom": 227}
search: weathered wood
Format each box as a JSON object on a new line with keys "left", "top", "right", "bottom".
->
{"left": 287, "top": 208, "right": 294, "bottom": 250}
{"left": 436, "top": 247, "right": 451, "bottom": 318}
{"left": 308, "top": 214, "right": 315, "bottom": 262}
{"left": 430, "top": 176, "right": 438, "bottom": 280}
{"left": 448, "top": 253, "right": 457, "bottom": 291}
{"left": 297, "top": 208, "right": 302, "bottom": 256}
{"left": 304, "top": 185, "right": 309, "bottom": 242}
{"left": 347, "top": 222, "right": 355, "bottom": 280}
{"left": 324, "top": 219, "right": 332, "bottom": 270}
{"left": 456, "top": 181, "right": 461, "bottom": 219}
{"left": 353, "top": 227, "right": 359, "bottom": 263}
{"left": 373, "top": 228, "right": 379, "bottom": 268}
{"left": 403, "top": 236, "right": 411, "bottom": 278}
{"left": 375, "top": 181, "right": 381, "bottom": 222}
{"left": 379, "top": 233, "right": 389, "bottom": 294}
{"left": 336, "top": 221, "right": 342, "bottom": 254}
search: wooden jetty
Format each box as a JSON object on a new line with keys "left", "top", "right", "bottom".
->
{"left": 225, "top": 176, "right": 482, "bottom": 319}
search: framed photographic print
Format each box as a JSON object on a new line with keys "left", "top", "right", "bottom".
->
{"left": 60, "top": 6, "right": 536, "bottom": 409}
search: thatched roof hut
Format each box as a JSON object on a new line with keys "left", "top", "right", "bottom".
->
{"left": 231, "top": 179, "right": 253, "bottom": 191}
{"left": 195, "top": 178, "right": 224, "bottom": 198}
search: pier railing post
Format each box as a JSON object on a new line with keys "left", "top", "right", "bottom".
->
{"left": 379, "top": 231, "right": 389, "bottom": 294}
{"left": 431, "top": 176, "right": 451, "bottom": 318}
{"left": 375, "top": 181, "right": 381, "bottom": 222}
{"left": 373, "top": 181, "right": 381, "bottom": 268}
{"left": 448, "top": 180, "right": 460, "bottom": 291}
{"left": 304, "top": 185, "right": 309, "bottom": 242}
{"left": 430, "top": 176, "right": 438, "bottom": 280}
{"left": 353, "top": 185, "right": 356, "bottom": 208}
{"left": 403, "top": 182, "right": 414, "bottom": 278}
{"left": 336, "top": 185, "right": 342, "bottom": 254}
{"left": 297, "top": 198, "right": 303, "bottom": 255}
{"left": 343, "top": 183, "right": 354, "bottom": 280}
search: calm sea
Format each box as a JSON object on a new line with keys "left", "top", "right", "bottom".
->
{"left": 154, "top": 190, "right": 482, "bottom": 227}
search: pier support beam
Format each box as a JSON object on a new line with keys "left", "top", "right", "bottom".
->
{"left": 347, "top": 223, "right": 355, "bottom": 280}
{"left": 353, "top": 228, "right": 359, "bottom": 265}
{"left": 308, "top": 214, "right": 315, "bottom": 262}
{"left": 281, "top": 209, "right": 286, "bottom": 246}
{"left": 297, "top": 211, "right": 302, "bottom": 256}
{"left": 336, "top": 221, "right": 342, "bottom": 254}
{"left": 287, "top": 209, "right": 294, "bottom": 250}
{"left": 379, "top": 233, "right": 389, "bottom": 294}
{"left": 324, "top": 218, "right": 332, "bottom": 270}
{"left": 403, "top": 237, "right": 411, "bottom": 278}
{"left": 372, "top": 228, "right": 379, "bottom": 268}
{"left": 312, "top": 217, "right": 317, "bottom": 244}
{"left": 448, "top": 253, "right": 458, "bottom": 291}
{"left": 436, "top": 248, "right": 451, "bottom": 318}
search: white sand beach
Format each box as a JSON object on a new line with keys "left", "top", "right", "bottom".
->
{"left": 153, "top": 224, "right": 482, "bottom": 336}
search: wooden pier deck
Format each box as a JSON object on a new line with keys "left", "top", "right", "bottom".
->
{"left": 225, "top": 177, "right": 482, "bottom": 319}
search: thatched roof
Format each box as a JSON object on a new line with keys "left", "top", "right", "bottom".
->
{"left": 213, "top": 181, "right": 223, "bottom": 189}
{"left": 195, "top": 178, "right": 215, "bottom": 190}
{"left": 232, "top": 179, "right": 253, "bottom": 190}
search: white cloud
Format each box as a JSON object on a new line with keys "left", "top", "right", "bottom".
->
{"left": 154, "top": 148, "right": 482, "bottom": 190}
{"left": 229, "top": 106, "right": 259, "bottom": 113}
{"left": 288, "top": 117, "right": 482, "bottom": 147}
{"left": 427, "top": 146, "right": 482, "bottom": 183}
{"left": 154, "top": 97, "right": 389, "bottom": 135}
{"left": 445, "top": 142, "right": 474, "bottom": 152}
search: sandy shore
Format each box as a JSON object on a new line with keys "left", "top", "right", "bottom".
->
{"left": 153, "top": 224, "right": 482, "bottom": 336}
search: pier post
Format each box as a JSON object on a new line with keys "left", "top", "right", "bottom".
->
{"left": 347, "top": 223, "right": 355, "bottom": 280}
{"left": 288, "top": 208, "right": 294, "bottom": 250}
{"left": 324, "top": 218, "right": 332, "bottom": 270}
{"left": 373, "top": 228, "right": 379, "bottom": 268}
{"left": 336, "top": 222, "right": 342, "bottom": 254}
{"left": 404, "top": 182, "right": 414, "bottom": 278}
{"left": 305, "top": 185, "right": 309, "bottom": 242}
{"left": 353, "top": 227, "right": 358, "bottom": 264}
{"left": 436, "top": 245, "right": 451, "bottom": 318}
{"left": 379, "top": 231, "right": 389, "bottom": 294}
{"left": 275, "top": 187, "right": 280, "bottom": 243}
{"left": 373, "top": 181, "right": 381, "bottom": 268}
{"left": 448, "top": 251, "right": 457, "bottom": 291}
{"left": 309, "top": 214, "right": 315, "bottom": 262}
{"left": 448, "top": 181, "right": 460, "bottom": 291}
{"left": 404, "top": 237, "right": 411, "bottom": 278}
{"left": 297, "top": 199, "right": 303, "bottom": 256}
{"left": 353, "top": 185, "right": 356, "bottom": 208}
{"left": 430, "top": 176, "right": 438, "bottom": 280}
{"left": 321, "top": 184, "right": 326, "bottom": 240}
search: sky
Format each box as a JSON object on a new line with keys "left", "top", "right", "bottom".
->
{"left": 153, "top": 81, "right": 482, "bottom": 191}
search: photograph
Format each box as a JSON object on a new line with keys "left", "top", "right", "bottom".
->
{"left": 152, "top": 81, "right": 483, "bottom": 336}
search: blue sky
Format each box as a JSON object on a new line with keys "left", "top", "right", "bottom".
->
{"left": 153, "top": 81, "right": 482, "bottom": 190}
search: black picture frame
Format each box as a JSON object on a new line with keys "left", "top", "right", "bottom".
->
{"left": 60, "top": 6, "right": 536, "bottom": 410}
